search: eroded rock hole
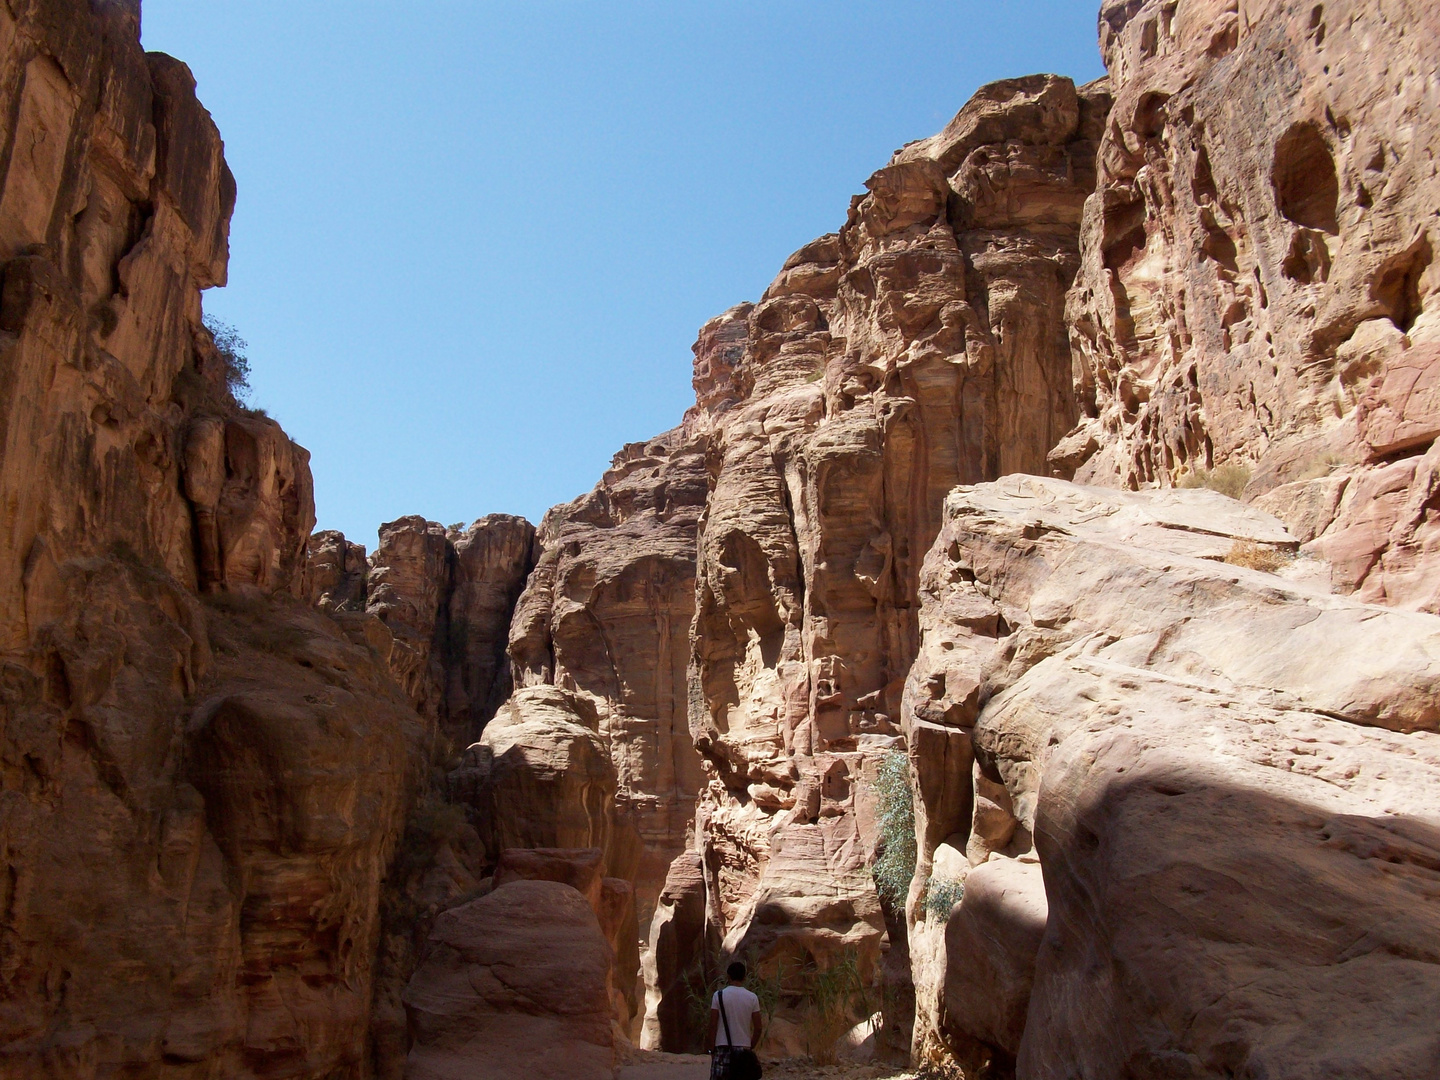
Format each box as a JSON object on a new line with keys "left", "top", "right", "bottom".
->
{"left": 1272, "top": 122, "right": 1339, "bottom": 233}
{"left": 1372, "top": 236, "right": 1432, "bottom": 332}
{"left": 1192, "top": 142, "right": 1218, "bottom": 203}
{"left": 1283, "top": 229, "right": 1331, "bottom": 284}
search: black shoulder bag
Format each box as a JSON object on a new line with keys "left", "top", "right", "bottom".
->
{"left": 716, "top": 987, "right": 763, "bottom": 1080}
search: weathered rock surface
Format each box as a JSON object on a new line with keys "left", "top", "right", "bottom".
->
{"left": 902, "top": 475, "right": 1440, "bottom": 1075}
{"left": 504, "top": 428, "right": 710, "bottom": 931}
{"left": 184, "top": 596, "right": 421, "bottom": 1076}
{"left": 640, "top": 851, "right": 707, "bottom": 1051}
{"left": 455, "top": 686, "right": 619, "bottom": 858}
{"left": 663, "top": 72, "right": 1109, "bottom": 1052}
{"left": 305, "top": 513, "right": 535, "bottom": 743}
{"left": 0, "top": 3, "right": 422, "bottom": 1077}
{"left": 940, "top": 857, "right": 1046, "bottom": 1072}
{"left": 402, "top": 879, "right": 616, "bottom": 1080}
{"left": 1060, "top": 0, "right": 1440, "bottom": 613}
{"left": 305, "top": 528, "right": 368, "bottom": 612}
{"left": 8, "top": 0, "right": 1440, "bottom": 1076}
{"left": 367, "top": 516, "right": 454, "bottom": 720}
{"left": 490, "top": 846, "right": 642, "bottom": 1036}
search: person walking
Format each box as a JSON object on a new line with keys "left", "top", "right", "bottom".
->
{"left": 706, "top": 961, "right": 763, "bottom": 1080}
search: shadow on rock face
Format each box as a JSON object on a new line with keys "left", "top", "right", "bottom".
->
{"left": 1017, "top": 739, "right": 1440, "bottom": 1079}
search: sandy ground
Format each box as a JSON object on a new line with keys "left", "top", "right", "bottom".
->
{"left": 617, "top": 1052, "right": 917, "bottom": 1080}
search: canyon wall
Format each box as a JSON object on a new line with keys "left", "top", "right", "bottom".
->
{"left": 4, "top": 1, "right": 1439, "bottom": 1077}
{"left": 1059, "top": 0, "right": 1440, "bottom": 610}
{"left": 0, "top": 2, "right": 425, "bottom": 1076}
{"left": 642, "top": 73, "right": 1112, "bottom": 1055}
{"left": 501, "top": 427, "right": 709, "bottom": 924}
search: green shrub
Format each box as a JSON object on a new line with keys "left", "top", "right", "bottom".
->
{"left": 870, "top": 751, "right": 916, "bottom": 907}
{"left": 204, "top": 314, "right": 251, "bottom": 401}
{"left": 799, "top": 951, "right": 871, "bottom": 1064}
{"left": 924, "top": 876, "right": 966, "bottom": 920}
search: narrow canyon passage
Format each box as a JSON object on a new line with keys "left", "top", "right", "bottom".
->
{"left": 0, "top": 1, "right": 1436, "bottom": 1078}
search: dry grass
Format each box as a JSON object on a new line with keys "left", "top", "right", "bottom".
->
{"left": 1179, "top": 463, "right": 1252, "bottom": 499}
{"left": 1223, "top": 540, "right": 1292, "bottom": 573}
{"left": 1291, "top": 452, "right": 1347, "bottom": 483}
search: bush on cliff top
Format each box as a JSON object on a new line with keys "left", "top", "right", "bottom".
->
{"left": 204, "top": 314, "right": 252, "bottom": 402}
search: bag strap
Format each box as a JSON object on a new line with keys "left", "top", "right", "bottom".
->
{"left": 717, "top": 986, "right": 735, "bottom": 1048}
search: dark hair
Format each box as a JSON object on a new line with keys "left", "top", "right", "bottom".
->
{"left": 727, "top": 961, "right": 747, "bottom": 982}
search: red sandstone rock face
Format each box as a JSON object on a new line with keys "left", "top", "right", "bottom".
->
{"left": 7, "top": 1, "right": 1440, "bottom": 1075}
{"left": 305, "top": 528, "right": 368, "bottom": 612}
{"left": 1060, "top": 0, "right": 1440, "bottom": 611}
{"left": 0, "top": 6, "right": 420, "bottom": 1076}
{"left": 657, "top": 73, "right": 1108, "bottom": 1054}
{"left": 503, "top": 428, "right": 710, "bottom": 929}
{"left": 304, "top": 513, "right": 536, "bottom": 744}
{"left": 300, "top": 515, "right": 536, "bottom": 1074}
{"left": 402, "top": 880, "right": 617, "bottom": 1080}
{"left": 902, "top": 477, "right": 1440, "bottom": 1075}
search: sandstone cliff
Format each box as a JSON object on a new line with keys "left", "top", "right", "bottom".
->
{"left": 308, "top": 513, "right": 536, "bottom": 744}
{"left": 445, "top": 429, "right": 712, "bottom": 1047}
{"left": 650, "top": 73, "right": 1110, "bottom": 1056}
{"left": 7, "top": 1, "right": 1440, "bottom": 1078}
{"left": 502, "top": 428, "right": 709, "bottom": 922}
{"left": 0, "top": 3, "right": 424, "bottom": 1076}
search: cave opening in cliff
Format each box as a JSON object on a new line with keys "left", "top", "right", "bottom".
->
{"left": 1271, "top": 121, "right": 1340, "bottom": 234}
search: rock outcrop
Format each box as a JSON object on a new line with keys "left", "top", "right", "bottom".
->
{"left": 0, "top": 4, "right": 420, "bottom": 1076}
{"left": 902, "top": 475, "right": 1440, "bottom": 1074}
{"left": 1059, "top": 0, "right": 1440, "bottom": 613}
{"left": 459, "top": 686, "right": 623, "bottom": 864}
{"left": 305, "top": 513, "right": 536, "bottom": 745}
{"left": 501, "top": 428, "right": 711, "bottom": 931}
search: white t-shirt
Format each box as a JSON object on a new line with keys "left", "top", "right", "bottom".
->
{"left": 711, "top": 985, "right": 760, "bottom": 1048}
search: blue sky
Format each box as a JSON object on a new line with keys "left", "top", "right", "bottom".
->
{"left": 140, "top": 3, "right": 1105, "bottom": 547}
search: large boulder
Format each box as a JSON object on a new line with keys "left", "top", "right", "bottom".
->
{"left": 941, "top": 857, "right": 1046, "bottom": 1071}
{"left": 402, "top": 879, "right": 615, "bottom": 1080}
{"left": 455, "top": 685, "right": 624, "bottom": 865}
{"left": 902, "top": 475, "right": 1440, "bottom": 1075}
